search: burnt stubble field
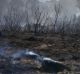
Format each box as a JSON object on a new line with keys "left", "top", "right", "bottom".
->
{"left": 0, "top": 33, "right": 79, "bottom": 74}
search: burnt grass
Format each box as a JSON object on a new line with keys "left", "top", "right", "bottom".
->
{"left": 0, "top": 32, "right": 80, "bottom": 74}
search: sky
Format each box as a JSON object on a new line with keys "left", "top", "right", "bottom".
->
{"left": 0, "top": 0, "right": 80, "bottom": 18}
{"left": 39, "top": 0, "right": 51, "bottom": 2}
{"left": 39, "top": 0, "right": 80, "bottom": 17}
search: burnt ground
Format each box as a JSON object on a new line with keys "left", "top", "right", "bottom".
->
{"left": 0, "top": 33, "right": 80, "bottom": 74}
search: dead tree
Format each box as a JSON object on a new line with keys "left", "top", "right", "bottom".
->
{"left": 24, "top": 9, "right": 31, "bottom": 32}
{"left": 53, "top": 2, "right": 62, "bottom": 33}
{"left": 3, "top": 5, "right": 22, "bottom": 33}
{"left": 32, "top": 5, "right": 48, "bottom": 35}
